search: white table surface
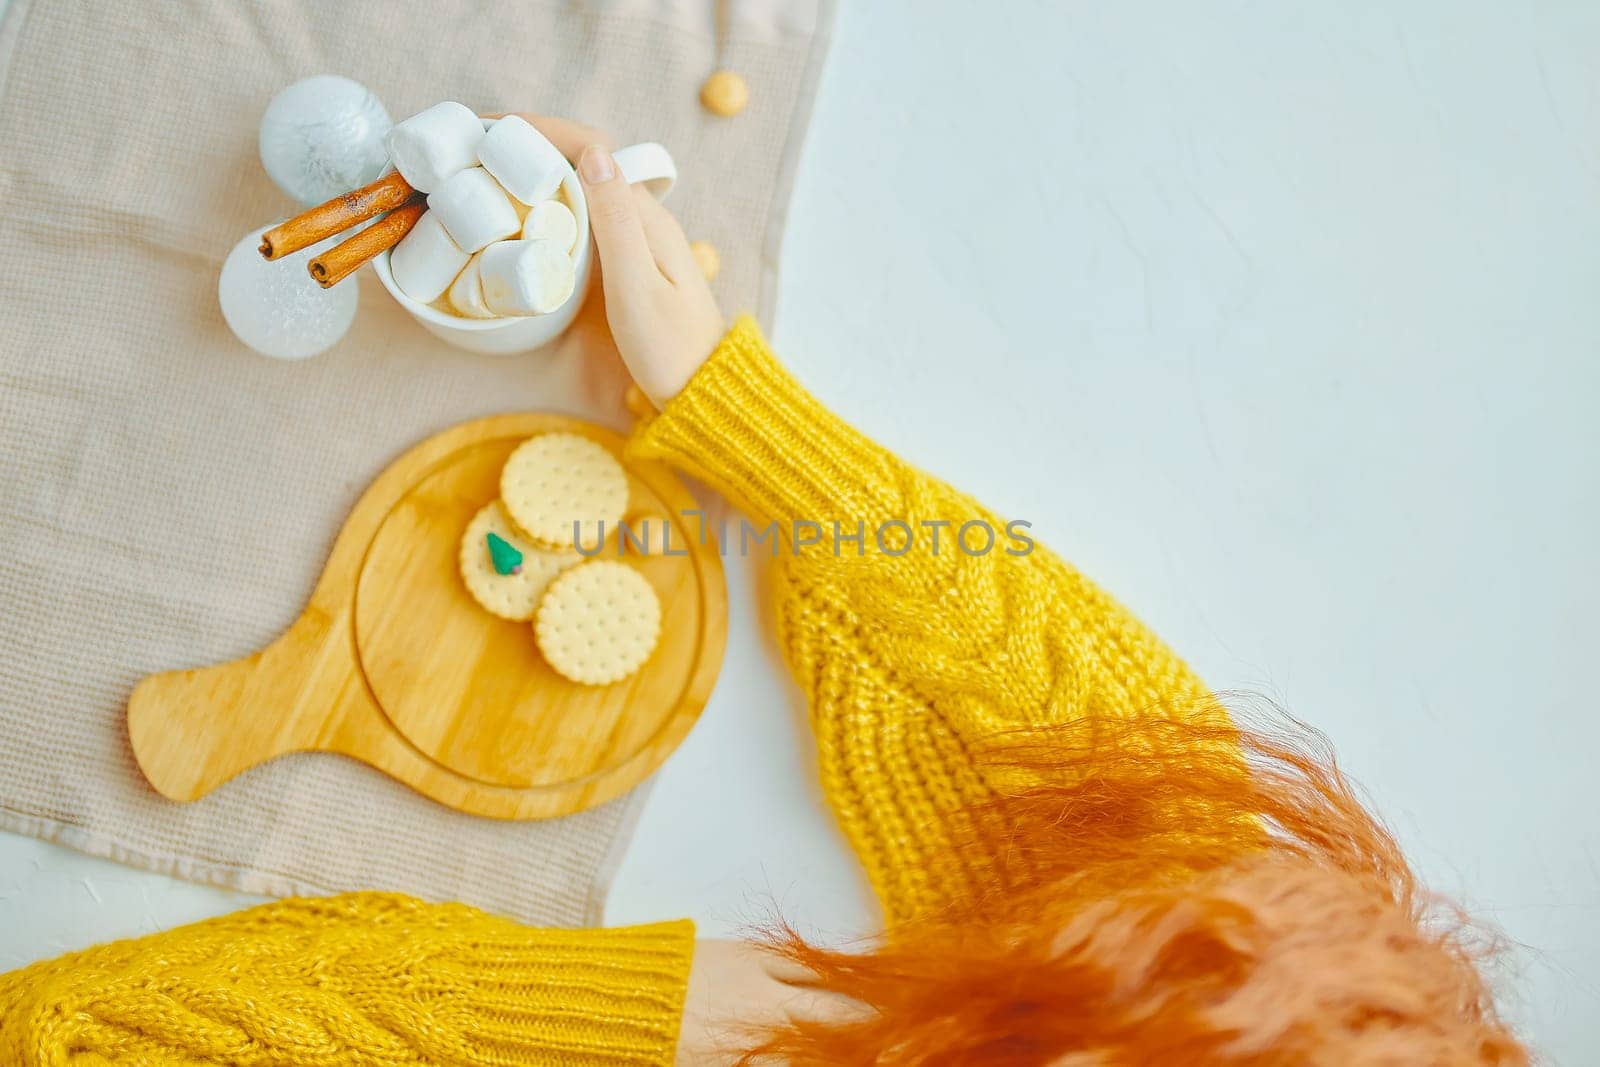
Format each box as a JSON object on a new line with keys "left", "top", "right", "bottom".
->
{"left": 3, "top": 1, "right": 1597, "bottom": 1061}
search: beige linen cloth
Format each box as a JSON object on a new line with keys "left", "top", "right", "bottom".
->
{"left": 0, "top": 0, "right": 831, "bottom": 925}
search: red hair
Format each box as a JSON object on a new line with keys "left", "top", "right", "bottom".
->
{"left": 744, "top": 707, "right": 1527, "bottom": 1065}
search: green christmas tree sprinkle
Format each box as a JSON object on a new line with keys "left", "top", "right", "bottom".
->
{"left": 486, "top": 532, "right": 524, "bottom": 575}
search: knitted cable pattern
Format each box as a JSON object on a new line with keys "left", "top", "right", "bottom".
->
{"left": 0, "top": 894, "right": 693, "bottom": 1065}
{"left": 630, "top": 316, "right": 1219, "bottom": 924}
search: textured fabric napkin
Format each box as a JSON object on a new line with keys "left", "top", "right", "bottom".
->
{"left": 0, "top": 0, "right": 831, "bottom": 925}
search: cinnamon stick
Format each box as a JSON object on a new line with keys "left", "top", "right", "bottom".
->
{"left": 259, "top": 171, "right": 415, "bottom": 260}
{"left": 307, "top": 199, "right": 427, "bottom": 289}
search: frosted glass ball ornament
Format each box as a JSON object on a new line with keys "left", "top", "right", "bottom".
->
{"left": 218, "top": 227, "right": 359, "bottom": 360}
{"left": 259, "top": 75, "right": 392, "bottom": 206}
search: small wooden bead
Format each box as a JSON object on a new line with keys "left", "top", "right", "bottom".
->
{"left": 689, "top": 240, "right": 721, "bottom": 280}
{"left": 699, "top": 71, "right": 749, "bottom": 117}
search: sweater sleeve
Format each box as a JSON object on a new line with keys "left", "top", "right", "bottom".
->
{"left": 630, "top": 317, "right": 1218, "bottom": 922}
{"left": 0, "top": 893, "right": 694, "bottom": 1066}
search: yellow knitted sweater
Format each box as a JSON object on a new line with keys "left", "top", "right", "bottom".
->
{"left": 0, "top": 318, "right": 1208, "bottom": 1064}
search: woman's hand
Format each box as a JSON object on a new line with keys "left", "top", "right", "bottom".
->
{"left": 510, "top": 115, "right": 725, "bottom": 408}
{"left": 678, "top": 938, "right": 866, "bottom": 1065}
{"left": 576, "top": 143, "right": 724, "bottom": 407}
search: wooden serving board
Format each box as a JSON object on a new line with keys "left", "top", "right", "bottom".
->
{"left": 127, "top": 414, "right": 727, "bottom": 819}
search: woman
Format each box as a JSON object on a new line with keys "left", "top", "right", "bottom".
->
{"left": 0, "top": 118, "right": 1528, "bottom": 1065}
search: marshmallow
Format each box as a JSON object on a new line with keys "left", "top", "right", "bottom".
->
{"left": 479, "top": 239, "right": 576, "bottom": 316}
{"left": 520, "top": 199, "right": 578, "bottom": 253}
{"left": 384, "top": 101, "right": 484, "bottom": 193}
{"left": 389, "top": 210, "right": 468, "bottom": 304}
{"left": 477, "top": 116, "right": 570, "bottom": 205}
{"left": 427, "top": 167, "right": 521, "bottom": 253}
{"left": 448, "top": 252, "right": 495, "bottom": 319}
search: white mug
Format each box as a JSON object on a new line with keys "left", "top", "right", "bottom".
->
{"left": 373, "top": 132, "right": 676, "bottom": 356}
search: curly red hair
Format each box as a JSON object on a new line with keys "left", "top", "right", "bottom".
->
{"left": 745, "top": 710, "right": 1527, "bottom": 1065}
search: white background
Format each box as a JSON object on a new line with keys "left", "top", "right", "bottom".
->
{"left": 3, "top": 2, "right": 1597, "bottom": 1061}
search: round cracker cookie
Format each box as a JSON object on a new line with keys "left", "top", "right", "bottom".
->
{"left": 535, "top": 561, "right": 661, "bottom": 686}
{"left": 458, "top": 501, "right": 580, "bottom": 621}
{"left": 500, "top": 433, "right": 629, "bottom": 550}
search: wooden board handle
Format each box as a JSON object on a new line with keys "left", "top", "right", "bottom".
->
{"left": 127, "top": 612, "right": 349, "bottom": 802}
